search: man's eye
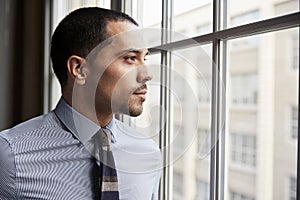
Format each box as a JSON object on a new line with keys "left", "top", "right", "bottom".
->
{"left": 125, "top": 56, "right": 136, "bottom": 62}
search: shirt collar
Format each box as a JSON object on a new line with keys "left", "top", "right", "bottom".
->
{"left": 54, "top": 97, "right": 117, "bottom": 144}
{"left": 104, "top": 116, "right": 118, "bottom": 143}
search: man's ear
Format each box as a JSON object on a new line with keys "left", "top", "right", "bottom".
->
{"left": 67, "top": 55, "right": 87, "bottom": 85}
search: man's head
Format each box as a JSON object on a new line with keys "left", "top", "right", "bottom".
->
{"left": 50, "top": 8, "right": 152, "bottom": 120}
{"left": 50, "top": 7, "right": 138, "bottom": 88}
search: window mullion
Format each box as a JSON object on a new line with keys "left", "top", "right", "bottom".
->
{"left": 219, "top": 0, "right": 228, "bottom": 200}
{"left": 160, "top": 0, "right": 172, "bottom": 200}
{"left": 297, "top": 34, "right": 300, "bottom": 200}
{"left": 210, "top": 0, "right": 223, "bottom": 200}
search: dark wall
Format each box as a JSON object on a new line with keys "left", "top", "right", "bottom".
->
{"left": 0, "top": 0, "right": 46, "bottom": 130}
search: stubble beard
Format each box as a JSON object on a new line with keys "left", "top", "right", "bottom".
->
{"left": 128, "top": 96, "right": 145, "bottom": 117}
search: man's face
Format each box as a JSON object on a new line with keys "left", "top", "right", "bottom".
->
{"left": 87, "top": 21, "right": 152, "bottom": 117}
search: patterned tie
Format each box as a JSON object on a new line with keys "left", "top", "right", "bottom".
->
{"left": 85, "top": 128, "right": 119, "bottom": 199}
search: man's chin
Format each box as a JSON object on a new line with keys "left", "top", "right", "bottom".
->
{"left": 127, "top": 97, "right": 144, "bottom": 116}
{"left": 129, "top": 106, "right": 143, "bottom": 117}
{"left": 112, "top": 104, "right": 143, "bottom": 117}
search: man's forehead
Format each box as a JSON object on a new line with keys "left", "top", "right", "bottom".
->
{"left": 87, "top": 22, "right": 148, "bottom": 61}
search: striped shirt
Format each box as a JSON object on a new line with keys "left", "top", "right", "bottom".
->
{"left": 0, "top": 98, "right": 162, "bottom": 199}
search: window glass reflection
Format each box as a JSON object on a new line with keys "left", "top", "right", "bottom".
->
{"left": 226, "top": 28, "right": 298, "bottom": 200}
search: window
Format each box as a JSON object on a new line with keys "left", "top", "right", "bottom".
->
{"left": 230, "top": 191, "right": 255, "bottom": 200}
{"left": 195, "top": 180, "right": 209, "bottom": 200}
{"left": 173, "top": 172, "right": 183, "bottom": 199}
{"left": 289, "top": 176, "right": 297, "bottom": 200}
{"left": 291, "top": 33, "right": 299, "bottom": 70}
{"left": 290, "top": 106, "right": 298, "bottom": 140}
{"left": 198, "top": 76, "right": 211, "bottom": 104}
{"left": 173, "top": 0, "right": 212, "bottom": 39}
{"left": 230, "top": 73, "right": 258, "bottom": 106}
{"left": 227, "top": 30, "right": 298, "bottom": 200}
{"left": 228, "top": 0, "right": 298, "bottom": 27}
{"left": 230, "top": 10, "right": 260, "bottom": 28}
{"left": 173, "top": 125, "right": 185, "bottom": 155}
{"left": 231, "top": 133, "right": 256, "bottom": 168}
{"left": 197, "top": 129, "right": 211, "bottom": 159}
{"left": 196, "top": 23, "right": 212, "bottom": 35}
{"left": 172, "top": 74, "right": 186, "bottom": 100}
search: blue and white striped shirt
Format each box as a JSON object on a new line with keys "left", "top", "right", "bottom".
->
{"left": 0, "top": 98, "right": 162, "bottom": 199}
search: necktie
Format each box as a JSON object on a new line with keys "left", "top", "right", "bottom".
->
{"left": 85, "top": 128, "right": 119, "bottom": 199}
{"left": 100, "top": 128, "right": 119, "bottom": 199}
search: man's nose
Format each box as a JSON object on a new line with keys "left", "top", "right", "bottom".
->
{"left": 136, "top": 65, "right": 153, "bottom": 84}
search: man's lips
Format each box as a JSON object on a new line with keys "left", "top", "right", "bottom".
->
{"left": 133, "top": 85, "right": 148, "bottom": 100}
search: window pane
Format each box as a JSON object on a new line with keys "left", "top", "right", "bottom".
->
{"left": 129, "top": 0, "right": 162, "bottom": 28}
{"left": 125, "top": 0, "right": 163, "bottom": 47}
{"left": 172, "top": 0, "right": 212, "bottom": 41}
{"left": 228, "top": 0, "right": 299, "bottom": 28}
{"left": 226, "top": 27, "right": 298, "bottom": 200}
{"left": 171, "top": 44, "right": 212, "bottom": 200}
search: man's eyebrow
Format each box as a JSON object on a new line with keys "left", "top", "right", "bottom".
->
{"left": 114, "top": 48, "right": 150, "bottom": 57}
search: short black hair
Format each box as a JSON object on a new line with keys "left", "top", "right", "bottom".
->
{"left": 50, "top": 7, "right": 138, "bottom": 87}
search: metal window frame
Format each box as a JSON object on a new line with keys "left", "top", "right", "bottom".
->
{"left": 159, "top": 0, "right": 173, "bottom": 199}
{"left": 43, "top": 0, "right": 54, "bottom": 113}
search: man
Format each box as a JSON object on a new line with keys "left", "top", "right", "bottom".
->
{"left": 0, "top": 7, "right": 162, "bottom": 199}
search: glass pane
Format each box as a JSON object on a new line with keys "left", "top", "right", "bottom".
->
{"left": 171, "top": 44, "right": 212, "bottom": 200}
{"left": 130, "top": 0, "right": 162, "bottom": 28}
{"left": 225, "top": 27, "right": 299, "bottom": 200}
{"left": 125, "top": 0, "right": 162, "bottom": 48}
{"left": 52, "top": 0, "right": 111, "bottom": 28}
{"left": 172, "top": 0, "right": 212, "bottom": 41}
{"left": 228, "top": 0, "right": 299, "bottom": 28}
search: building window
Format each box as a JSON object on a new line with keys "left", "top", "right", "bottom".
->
{"left": 291, "top": 33, "right": 299, "bottom": 70}
{"left": 230, "top": 10, "right": 260, "bottom": 27}
{"left": 290, "top": 106, "right": 298, "bottom": 140}
{"left": 289, "top": 176, "right": 297, "bottom": 200}
{"left": 173, "top": 171, "right": 183, "bottom": 199}
{"left": 172, "top": 74, "right": 186, "bottom": 100}
{"left": 230, "top": 191, "right": 255, "bottom": 200}
{"left": 173, "top": 125, "right": 185, "bottom": 156}
{"left": 231, "top": 133, "right": 256, "bottom": 168}
{"left": 230, "top": 73, "right": 258, "bottom": 106}
{"left": 197, "top": 129, "right": 211, "bottom": 158}
{"left": 196, "top": 23, "right": 212, "bottom": 35}
{"left": 198, "top": 76, "right": 211, "bottom": 103}
{"left": 195, "top": 180, "right": 209, "bottom": 200}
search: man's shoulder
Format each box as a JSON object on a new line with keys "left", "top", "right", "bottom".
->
{"left": 0, "top": 111, "right": 61, "bottom": 143}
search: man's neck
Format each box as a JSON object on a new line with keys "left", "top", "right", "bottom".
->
{"left": 62, "top": 94, "right": 113, "bottom": 127}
